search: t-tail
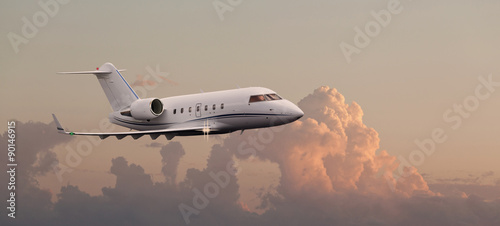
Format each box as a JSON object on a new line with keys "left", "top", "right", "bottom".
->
{"left": 58, "top": 62, "right": 139, "bottom": 111}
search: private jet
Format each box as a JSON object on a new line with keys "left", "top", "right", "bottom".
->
{"left": 52, "top": 62, "right": 304, "bottom": 140}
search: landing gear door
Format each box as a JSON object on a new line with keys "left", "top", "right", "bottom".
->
{"left": 196, "top": 103, "right": 202, "bottom": 117}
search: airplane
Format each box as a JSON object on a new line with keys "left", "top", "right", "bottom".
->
{"left": 52, "top": 62, "right": 304, "bottom": 140}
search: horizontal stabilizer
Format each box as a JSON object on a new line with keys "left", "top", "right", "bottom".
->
{"left": 56, "top": 62, "right": 135, "bottom": 111}
{"left": 57, "top": 69, "right": 126, "bottom": 75}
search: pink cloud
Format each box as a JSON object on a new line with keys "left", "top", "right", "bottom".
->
{"left": 224, "top": 86, "right": 431, "bottom": 200}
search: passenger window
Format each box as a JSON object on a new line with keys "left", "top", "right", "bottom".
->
{"left": 181, "top": 108, "right": 184, "bottom": 114}
{"left": 221, "top": 103, "right": 224, "bottom": 109}
{"left": 196, "top": 106, "right": 200, "bottom": 112}
{"left": 212, "top": 104, "right": 216, "bottom": 110}
{"left": 205, "top": 105, "right": 208, "bottom": 111}
{"left": 189, "top": 107, "right": 192, "bottom": 113}
{"left": 173, "top": 109, "right": 177, "bottom": 114}
{"left": 249, "top": 95, "right": 266, "bottom": 103}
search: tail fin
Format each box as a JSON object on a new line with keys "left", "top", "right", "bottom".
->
{"left": 58, "top": 62, "right": 139, "bottom": 111}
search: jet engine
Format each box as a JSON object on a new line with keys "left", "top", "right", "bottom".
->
{"left": 130, "top": 98, "right": 164, "bottom": 120}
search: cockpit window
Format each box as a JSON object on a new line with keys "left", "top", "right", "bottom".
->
{"left": 249, "top": 95, "right": 266, "bottom": 103}
{"left": 249, "top": 93, "right": 282, "bottom": 103}
{"left": 265, "top": 93, "right": 282, "bottom": 101}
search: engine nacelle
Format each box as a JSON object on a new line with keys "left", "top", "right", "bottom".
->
{"left": 130, "top": 98, "right": 164, "bottom": 120}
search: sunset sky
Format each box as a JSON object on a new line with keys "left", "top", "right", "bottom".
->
{"left": 1, "top": 0, "right": 500, "bottom": 225}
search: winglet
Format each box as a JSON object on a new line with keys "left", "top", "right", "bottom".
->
{"left": 52, "top": 114, "right": 67, "bottom": 134}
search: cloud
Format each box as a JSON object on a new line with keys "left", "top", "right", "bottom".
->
{"left": 1, "top": 120, "right": 250, "bottom": 225}
{"left": 109, "top": 157, "right": 154, "bottom": 194}
{"left": 432, "top": 171, "right": 497, "bottom": 185}
{"left": 160, "top": 141, "right": 185, "bottom": 184}
{"left": 429, "top": 183, "right": 500, "bottom": 200}
{"left": 145, "top": 142, "right": 164, "bottom": 148}
{"left": 482, "top": 171, "right": 495, "bottom": 178}
{"left": 2, "top": 121, "right": 72, "bottom": 177}
{"left": 47, "top": 143, "right": 254, "bottom": 225}
{"left": 3, "top": 87, "right": 500, "bottom": 225}
{"left": 220, "top": 86, "right": 500, "bottom": 225}
{"left": 0, "top": 120, "right": 72, "bottom": 224}
{"left": 224, "top": 86, "right": 430, "bottom": 199}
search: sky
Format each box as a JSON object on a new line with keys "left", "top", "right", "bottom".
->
{"left": 1, "top": 0, "right": 500, "bottom": 225}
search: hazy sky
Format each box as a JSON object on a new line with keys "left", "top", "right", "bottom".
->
{"left": 1, "top": 0, "right": 500, "bottom": 225}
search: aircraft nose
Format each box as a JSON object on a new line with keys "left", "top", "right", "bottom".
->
{"left": 291, "top": 105, "right": 304, "bottom": 120}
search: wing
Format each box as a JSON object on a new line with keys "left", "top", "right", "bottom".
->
{"left": 52, "top": 114, "right": 209, "bottom": 140}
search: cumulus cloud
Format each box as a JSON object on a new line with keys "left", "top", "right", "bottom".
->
{"left": 3, "top": 87, "right": 500, "bottom": 225}
{"left": 160, "top": 141, "right": 185, "bottom": 184}
{"left": 49, "top": 143, "right": 254, "bottom": 225}
{"left": 1, "top": 121, "right": 72, "bottom": 177}
{"left": 0, "top": 120, "right": 72, "bottom": 224}
{"left": 224, "top": 86, "right": 430, "bottom": 199}
{"left": 221, "top": 86, "right": 499, "bottom": 225}
{"left": 1, "top": 119, "right": 250, "bottom": 225}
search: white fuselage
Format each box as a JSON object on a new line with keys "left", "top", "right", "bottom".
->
{"left": 109, "top": 87, "right": 304, "bottom": 136}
